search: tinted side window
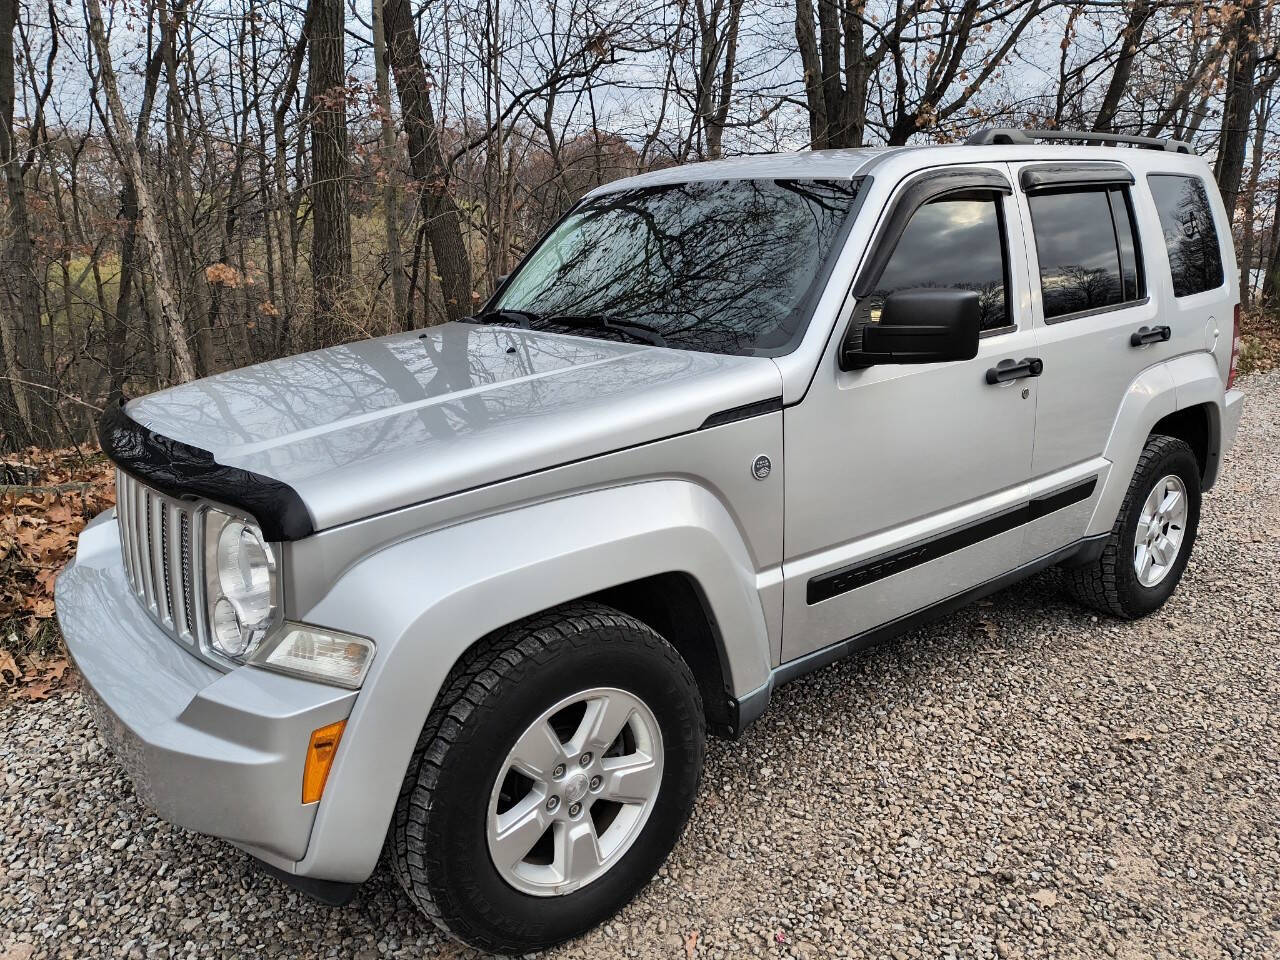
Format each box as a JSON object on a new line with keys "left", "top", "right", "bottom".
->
{"left": 1147, "top": 174, "right": 1225, "bottom": 297}
{"left": 871, "top": 192, "right": 1010, "bottom": 332}
{"left": 1028, "top": 186, "right": 1145, "bottom": 320}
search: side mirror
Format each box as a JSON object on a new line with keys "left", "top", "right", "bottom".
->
{"left": 841, "top": 288, "right": 981, "bottom": 369}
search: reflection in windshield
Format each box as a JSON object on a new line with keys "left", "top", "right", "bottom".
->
{"left": 494, "top": 178, "right": 864, "bottom": 356}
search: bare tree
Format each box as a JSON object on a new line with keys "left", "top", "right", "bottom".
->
{"left": 383, "top": 0, "right": 473, "bottom": 320}
{"left": 1216, "top": 0, "right": 1262, "bottom": 215}
{"left": 0, "top": 0, "right": 50, "bottom": 447}
{"left": 371, "top": 0, "right": 409, "bottom": 327}
{"left": 85, "top": 0, "right": 197, "bottom": 383}
{"left": 308, "top": 0, "right": 352, "bottom": 329}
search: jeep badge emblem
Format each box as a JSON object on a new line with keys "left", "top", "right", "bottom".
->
{"left": 751, "top": 455, "right": 772, "bottom": 480}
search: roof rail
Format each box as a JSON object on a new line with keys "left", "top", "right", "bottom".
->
{"left": 964, "top": 128, "right": 1194, "bottom": 155}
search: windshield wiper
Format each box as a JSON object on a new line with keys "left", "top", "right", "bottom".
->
{"left": 462, "top": 308, "right": 540, "bottom": 329}
{"left": 542, "top": 314, "right": 667, "bottom": 347}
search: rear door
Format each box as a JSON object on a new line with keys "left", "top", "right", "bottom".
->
{"left": 1011, "top": 162, "right": 1174, "bottom": 561}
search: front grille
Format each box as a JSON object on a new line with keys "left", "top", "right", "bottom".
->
{"left": 115, "top": 469, "right": 206, "bottom": 649}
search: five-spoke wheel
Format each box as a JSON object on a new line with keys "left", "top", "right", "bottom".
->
{"left": 1133, "top": 474, "right": 1188, "bottom": 587}
{"left": 487, "top": 687, "right": 664, "bottom": 896}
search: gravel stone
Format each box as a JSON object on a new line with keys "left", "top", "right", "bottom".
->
{"left": 3, "top": 371, "right": 1279, "bottom": 959}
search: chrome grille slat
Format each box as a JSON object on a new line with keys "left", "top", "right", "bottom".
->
{"left": 114, "top": 468, "right": 203, "bottom": 650}
{"left": 135, "top": 478, "right": 154, "bottom": 609}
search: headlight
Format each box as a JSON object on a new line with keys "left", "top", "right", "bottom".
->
{"left": 203, "top": 509, "right": 278, "bottom": 660}
{"left": 251, "top": 623, "right": 375, "bottom": 689}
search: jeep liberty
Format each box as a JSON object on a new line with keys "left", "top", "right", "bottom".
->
{"left": 57, "top": 128, "right": 1245, "bottom": 953}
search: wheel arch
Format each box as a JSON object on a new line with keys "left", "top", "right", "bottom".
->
{"left": 1089, "top": 353, "right": 1226, "bottom": 537}
{"left": 288, "top": 480, "right": 773, "bottom": 884}
{"left": 588, "top": 571, "right": 736, "bottom": 736}
{"left": 1149, "top": 402, "right": 1219, "bottom": 486}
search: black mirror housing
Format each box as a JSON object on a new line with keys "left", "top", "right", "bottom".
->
{"left": 841, "top": 288, "right": 981, "bottom": 369}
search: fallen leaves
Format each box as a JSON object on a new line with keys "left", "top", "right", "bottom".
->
{"left": 1239, "top": 309, "right": 1280, "bottom": 376}
{"left": 0, "top": 651, "right": 73, "bottom": 701}
{"left": 2, "top": 446, "right": 115, "bottom": 697}
{"left": 684, "top": 930, "right": 699, "bottom": 958}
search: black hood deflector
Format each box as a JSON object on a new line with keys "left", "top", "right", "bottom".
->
{"left": 98, "top": 399, "right": 314, "bottom": 541}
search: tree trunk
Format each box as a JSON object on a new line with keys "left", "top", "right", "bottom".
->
{"left": 1215, "top": 0, "right": 1260, "bottom": 217}
{"left": 382, "top": 0, "right": 473, "bottom": 321}
{"left": 108, "top": 38, "right": 164, "bottom": 403}
{"left": 85, "top": 0, "right": 197, "bottom": 383}
{"left": 1262, "top": 190, "right": 1280, "bottom": 307}
{"left": 0, "top": 0, "right": 51, "bottom": 447}
{"left": 307, "top": 0, "right": 351, "bottom": 332}
{"left": 1238, "top": 94, "right": 1271, "bottom": 305}
{"left": 1092, "top": 0, "right": 1151, "bottom": 132}
{"left": 794, "top": 0, "right": 828, "bottom": 148}
{"left": 271, "top": 2, "right": 314, "bottom": 352}
{"left": 372, "top": 0, "right": 409, "bottom": 329}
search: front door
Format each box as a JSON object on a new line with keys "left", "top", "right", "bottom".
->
{"left": 781, "top": 165, "right": 1039, "bottom": 663}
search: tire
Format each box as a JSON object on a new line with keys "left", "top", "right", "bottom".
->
{"left": 389, "top": 602, "right": 705, "bottom": 954}
{"left": 1063, "top": 434, "right": 1201, "bottom": 619}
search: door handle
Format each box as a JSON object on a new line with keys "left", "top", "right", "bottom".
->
{"left": 1130, "top": 325, "right": 1172, "bottom": 347}
{"left": 985, "top": 357, "right": 1044, "bottom": 385}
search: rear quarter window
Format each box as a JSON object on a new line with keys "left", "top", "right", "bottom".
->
{"left": 1146, "top": 174, "right": 1225, "bottom": 297}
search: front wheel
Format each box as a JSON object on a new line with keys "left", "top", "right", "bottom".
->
{"left": 390, "top": 603, "right": 705, "bottom": 954}
{"left": 1063, "top": 434, "right": 1201, "bottom": 619}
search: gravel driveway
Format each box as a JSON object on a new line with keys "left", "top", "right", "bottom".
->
{"left": 4, "top": 371, "right": 1279, "bottom": 960}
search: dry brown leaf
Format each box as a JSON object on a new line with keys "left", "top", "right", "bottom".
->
{"left": 684, "top": 931, "right": 699, "bottom": 958}
{"left": 42, "top": 658, "right": 69, "bottom": 683}
{"left": 0, "top": 649, "right": 21, "bottom": 683}
{"left": 19, "top": 679, "right": 54, "bottom": 701}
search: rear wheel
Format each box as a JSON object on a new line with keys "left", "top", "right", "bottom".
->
{"left": 1063, "top": 434, "right": 1201, "bottom": 619}
{"left": 390, "top": 602, "right": 705, "bottom": 953}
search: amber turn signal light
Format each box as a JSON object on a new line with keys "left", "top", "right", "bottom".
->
{"left": 302, "top": 719, "right": 347, "bottom": 804}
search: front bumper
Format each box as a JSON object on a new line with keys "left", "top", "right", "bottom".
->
{"left": 56, "top": 511, "right": 356, "bottom": 865}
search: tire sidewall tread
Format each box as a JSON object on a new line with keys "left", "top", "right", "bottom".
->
{"left": 389, "top": 602, "right": 705, "bottom": 954}
{"left": 1065, "top": 434, "right": 1202, "bottom": 619}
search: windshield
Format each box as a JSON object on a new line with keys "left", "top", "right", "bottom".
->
{"left": 492, "top": 178, "right": 865, "bottom": 356}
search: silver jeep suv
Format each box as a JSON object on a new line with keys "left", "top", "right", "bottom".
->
{"left": 57, "top": 129, "right": 1245, "bottom": 953}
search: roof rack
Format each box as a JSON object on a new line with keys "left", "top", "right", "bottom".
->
{"left": 965, "top": 128, "right": 1194, "bottom": 155}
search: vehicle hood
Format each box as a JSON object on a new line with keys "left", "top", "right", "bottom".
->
{"left": 123, "top": 323, "right": 782, "bottom": 531}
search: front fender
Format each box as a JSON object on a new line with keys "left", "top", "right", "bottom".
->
{"left": 289, "top": 479, "right": 772, "bottom": 882}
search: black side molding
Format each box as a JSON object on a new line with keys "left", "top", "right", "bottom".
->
{"left": 779, "top": 533, "right": 1109, "bottom": 689}
{"left": 98, "top": 399, "right": 315, "bottom": 542}
{"left": 807, "top": 477, "right": 1097, "bottom": 605}
{"left": 699, "top": 397, "right": 783, "bottom": 430}
{"left": 728, "top": 532, "right": 1109, "bottom": 736}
